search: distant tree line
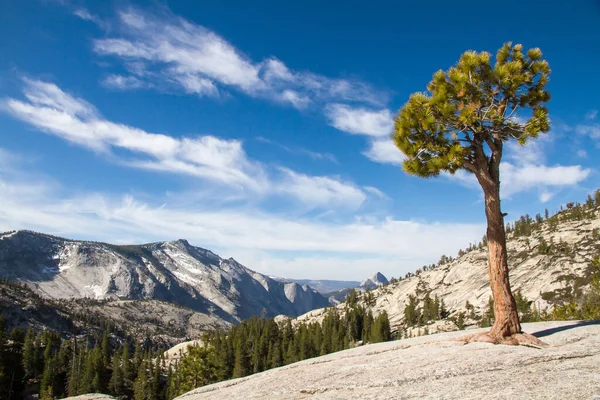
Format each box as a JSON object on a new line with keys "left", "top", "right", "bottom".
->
{"left": 168, "top": 296, "right": 392, "bottom": 398}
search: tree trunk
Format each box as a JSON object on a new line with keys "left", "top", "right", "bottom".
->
{"left": 482, "top": 183, "right": 521, "bottom": 339}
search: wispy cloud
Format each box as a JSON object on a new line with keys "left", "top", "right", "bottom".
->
{"left": 256, "top": 136, "right": 338, "bottom": 164}
{"left": 278, "top": 168, "right": 366, "bottom": 210}
{"left": 325, "top": 104, "right": 393, "bottom": 137}
{"left": 363, "top": 138, "right": 405, "bottom": 166}
{"left": 0, "top": 159, "right": 483, "bottom": 279}
{"left": 90, "top": 7, "right": 386, "bottom": 108}
{"left": 72, "top": 7, "right": 109, "bottom": 30}
{"left": 448, "top": 135, "right": 591, "bottom": 202}
{"left": 1, "top": 79, "right": 267, "bottom": 192}
{"left": 576, "top": 123, "right": 600, "bottom": 139}
{"left": 101, "top": 74, "right": 149, "bottom": 90}
{"left": 1, "top": 78, "right": 381, "bottom": 210}
{"left": 323, "top": 103, "right": 404, "bottom": 166}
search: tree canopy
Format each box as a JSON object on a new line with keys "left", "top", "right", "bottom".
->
{"left": 393, "top": 42, "right": 551, "bottom": 179}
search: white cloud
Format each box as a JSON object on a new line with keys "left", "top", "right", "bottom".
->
{"left": 363, "top": 138, "right": 405, "bottom": 166}
{"left": 446, "top": 137, "right": 591, "bottom": 201}
{"left": 91, "top": 8, "right": 386, "bottom": 108}
{"left": 325, "top": 104, "right": 393, "bottom": 137}
{"left": 363, "top": 186, "right": 388, "bottom": 199}
{"left": 576, "top": 123, "right": 600, "bottom": 139}
{"left": 102, "top": 74, "right": 148, "bottom": 90}
{"left": 323, "top": 104, "right": 403, "bottom": 166}
{"left": 171, "top": 73, "right": 218, "bottom": 96}
{"left": 2, "top": 79, "right": 379, "bottom": 210}
{"left": 278, "top": 168, "right": 367, "bottom": 210}
{"left": 300, "top": 149, "right": 338, "bottom": 164}
{"left": 1, "top": 79, "right": 267, "bottom": 191}
{"left": 255, "top": 136, "right": 338, "bottom": 164}
{"left": 73, "top": 8, "right": 95, "bottom": 21}
{"left": 500, "top": 163, "right": 591, "bottom": 197}
{"left": 0, "top": 166, "right": 483, "bottom": 280}
{"left": 279, "top": 90, "right": 311, "bottom": 109}
{"left": 539, "top": 191, "right": 553, "bottom": 203}
{"left": 72, "top": 7, "right": 108, "bottom": 30}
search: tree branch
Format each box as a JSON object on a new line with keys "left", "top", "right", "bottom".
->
{"left": 463, "top": 161, "right": 477, "bottom": 173}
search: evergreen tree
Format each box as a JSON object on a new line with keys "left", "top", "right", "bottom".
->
{"left": 232, "top": 334, "right": 250, "bottom": 378}
{"left": 40, "top": 354, "right": 58, "bottom": 399}
{"left": 174, "top": 345, "right": 217, "bottom": 395}
{"left": 4, "top": 328, "right": 26, "bottom": 399}
{"left": 22, "top": 326, "right": 38, "bottom": 378}
{"left": 393, "top": 42, "right": 551, "bottom": 343}
{"left": 67, "top": 341, "right": 81, "bottom": 396}
{"left": 121, "top": 343, "right": 134, "bottom": 391}
{"left": 370, "top": 311, "right": 391, "bottom": 343}
{"left": 109, "top": 349, "right": 125, "bottom": 396}
{"left": 40, "top": 384, "right": 53, "bottom": 400}
{"left": 133, "top": 359, "right": 148, "bottom": 400}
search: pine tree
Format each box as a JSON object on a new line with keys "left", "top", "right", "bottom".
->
{"left": 109, "top": 349, "right": 124, "bottom": 396}
{"left": 370, "top": 311, "right": 391, "bottom": 343}
{"left": 232, "top": 335, "right": 250, "bottom": 378}
{"left": 5, "top": 328, "right": 26, "bottom": 399}
{"left": 175, "top": 345, "right": 217, "bottom": 395}
{"left": 393, "top": 43, "right": 550, "bottom": 344}
{"left": 133, "top": 358, "right": 149, "bottom": 400}
{"left": 122, "top": 343, "right": 134, "bottom": 392}
{"left": 67, "top": 340, "right": 80, "bottom": 396}
{"left": 40, "top": 354, "right": 58, "bottom": 399}
{"left": 40, "top": 384, "right": 53, "bottom": 400}
{"left": 22, "top": 326, "right": 38, "bottom": 378}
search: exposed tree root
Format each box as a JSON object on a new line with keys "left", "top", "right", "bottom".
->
{"left": 455, "top": 331, "right": 548, "bottom": 349}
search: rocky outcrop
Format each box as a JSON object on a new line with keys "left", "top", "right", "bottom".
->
{"left": 296, "top": 209, "right": 600, "bottom": 331}
{"left": 175, "top": 321, "right": 600, "bottom": 400}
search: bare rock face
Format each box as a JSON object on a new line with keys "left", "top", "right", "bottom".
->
{"left": 296, "top": 211, "right": 600, "bottom": 331}
{"left": 175, "top": 321, "right": 600, "bottom": 400}
{"left": 0, "top": 231, "right": 329, "bottom": 324}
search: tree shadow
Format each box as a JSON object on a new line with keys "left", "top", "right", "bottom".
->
{"left": 531, "top": 320, "right": 600, "bottom": 338}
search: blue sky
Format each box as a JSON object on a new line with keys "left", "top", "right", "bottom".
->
{"left": 0, "top": 0, "right": 598, "bottom": 280}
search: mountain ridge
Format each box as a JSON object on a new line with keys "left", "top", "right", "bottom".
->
{"left": 0, "top": 230, "right": 329, "bottom": 325}
{"left": 295, "top": 202, "right": 600, "bottom": 335}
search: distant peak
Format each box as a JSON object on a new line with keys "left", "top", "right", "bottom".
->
{"left": 360, "top": 272, "right": 388, "bottom": 289}
{"left": 370, "top": 272, "right": 388, "bottom": 284}
{"left": 166, "top": 238, "right": 190, "bottom": 246}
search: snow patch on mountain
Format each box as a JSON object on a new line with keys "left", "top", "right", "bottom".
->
{"left": 0, "top": 231, "right": 329, "bottom": 323}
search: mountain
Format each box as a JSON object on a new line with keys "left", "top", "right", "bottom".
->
{"left": 321, "top": 272, "right": 390, "bottom": 305}
{"left": 0, "top": 230, "right": 329, "bottom": 326}
{"left": 296, "top": 202, "right": 600, "bottom": 334}
{"left": 171, "top": 321, "right": 600, "bottom": 400}
{"left": 270, "top": 277, "right": 361, "bottom": 294}
{"left": 359, "top": 272, "right": 389, "bottom": 291}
